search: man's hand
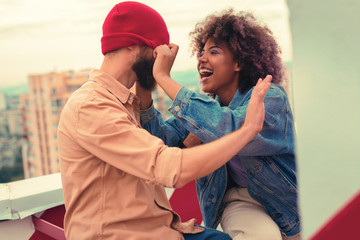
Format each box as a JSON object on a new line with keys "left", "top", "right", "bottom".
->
{"left": 178, "top": 76, "right": 271, "bottom": 188}
{"left": 182, "top": 132, "right": 202, "bottom": 148}
{"left": 135, "top": 83, "right": 153, "bottom": 110}
{"left": 243, "top": 75, "right": 272, "bottom": 134}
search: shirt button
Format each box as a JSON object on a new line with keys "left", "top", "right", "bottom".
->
{"left": 174, "top": 105, "right": 180, "bottom": 112}
{"left": 212, "top": 198, "right": 216, "bottom": 203}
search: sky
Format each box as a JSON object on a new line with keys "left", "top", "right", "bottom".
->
{"left": 0, "top": 0, "right": 292, "bottom": 87}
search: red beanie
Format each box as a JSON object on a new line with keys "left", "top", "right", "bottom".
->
{"left": 101, "top": 1, "right": 170, "bottom": 55}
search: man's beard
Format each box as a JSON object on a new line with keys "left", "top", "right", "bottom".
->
{"left": 132, "top": 54, "right": 156, "bottom": 91}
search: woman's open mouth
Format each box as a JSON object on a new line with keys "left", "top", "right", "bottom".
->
{"left": 199, "top": 68, "right": 213, "bottom": 84}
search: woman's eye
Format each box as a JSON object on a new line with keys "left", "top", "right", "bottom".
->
{"left": 211, "top": 49, "right": 220, "bottom": 54}
{"left": 199, "top": 51, "right": 205, "bottom": 57}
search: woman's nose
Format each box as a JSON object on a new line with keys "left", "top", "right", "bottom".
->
{"left": 198, "top": 53, "right": 207, "bottom": 62}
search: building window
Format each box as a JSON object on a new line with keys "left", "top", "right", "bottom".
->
{"left": 67, "top": 85, "right": 81, "bottom": 93}
{"left": 56, "top": 99, "right": 62, "bottom": 108}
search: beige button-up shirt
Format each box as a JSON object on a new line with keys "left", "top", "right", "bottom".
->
{"left": 58, "top": 69, "right": 202, "bottom": 240}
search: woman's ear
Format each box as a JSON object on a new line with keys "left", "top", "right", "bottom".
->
{"left": 234, "top": 62, "right": 243, "bottom": 72}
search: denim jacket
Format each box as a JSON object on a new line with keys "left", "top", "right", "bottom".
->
{"left": 140, "top": 84, "right": 301, "bottom": 237}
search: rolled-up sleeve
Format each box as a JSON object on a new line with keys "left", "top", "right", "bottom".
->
{"left": 75, "top": 96, "right": 182, "bottom": 188}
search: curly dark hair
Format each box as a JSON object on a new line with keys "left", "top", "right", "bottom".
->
{"left": 189, "top": 9, "right": 285, "bottom": 93}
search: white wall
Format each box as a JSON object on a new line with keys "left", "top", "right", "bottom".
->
{"left": 287, "top": 0, "right": 360, "bottom": 238}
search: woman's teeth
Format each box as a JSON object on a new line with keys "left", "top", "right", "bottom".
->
{"left": 199, "top": 69, "right": 213, "bottom": 82}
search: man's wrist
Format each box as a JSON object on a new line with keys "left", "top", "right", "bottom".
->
{"left": 178, "top": 139, "right": 187, "bottom": 149}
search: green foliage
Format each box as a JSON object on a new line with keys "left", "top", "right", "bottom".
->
{"left": 0, "top": 143, "right": 25, "bottom": 183}
{"left": 172, "top": 69, "right": 199, "bottom": 88}
{"left": 0, "top": 164, "right": 24, "bottom": 183}
{"left": 0, "top": 82, "right": 28, "bottom": 97}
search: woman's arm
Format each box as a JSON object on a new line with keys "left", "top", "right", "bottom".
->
{"left": 176, "top": 76, "right": 270, "bottom": 187}
{"left": 137, "top": 44, "right": 193, "bottom": 146}
{"left": 152, "top": 44, "right": 291, "bottom": 156}
{"left": 152, "top": 43, "right": 182, "bottom": 100}
{"left": 136, "top": 74, "right": 189, "bottom": 147}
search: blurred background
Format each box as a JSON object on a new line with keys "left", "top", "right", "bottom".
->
{"left": 0, "top": 0, "right": 359, "bottom": 239}
{"left": 0, "top": 0, "right": 292, "bottom": 181}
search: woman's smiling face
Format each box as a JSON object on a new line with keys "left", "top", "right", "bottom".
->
{"left": 197, "top": 38, "right": 241, "bottom": 103}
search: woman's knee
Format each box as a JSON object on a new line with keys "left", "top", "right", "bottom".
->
{"left": 231, "top": 226, "right": 282, "bottom": 240}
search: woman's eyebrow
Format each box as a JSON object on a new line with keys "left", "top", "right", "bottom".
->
{"left": 209, "top": 45, "right": 222, "bottom": 50}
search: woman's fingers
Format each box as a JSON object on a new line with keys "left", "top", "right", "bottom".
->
{"left": 168, "top": 43, "right": 179, "bottom": 56}
{"left": 154, "top": 44, "right": 179, "bottom": 59}
{"left": 254, "top": 75, "right": 272, "bottom": 99}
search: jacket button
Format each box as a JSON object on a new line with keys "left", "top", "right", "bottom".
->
{"left": 174, "top": 106, "right": 180, "bottom": 112}
{"left": 212, "top": 198, "right": 216, "bottom": 203}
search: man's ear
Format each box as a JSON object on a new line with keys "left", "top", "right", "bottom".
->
{"left": 127, "top": 46, "right": 141, "bottom": 61}
{"left": 127, "top": 45, "right": 141, "bottom": 54}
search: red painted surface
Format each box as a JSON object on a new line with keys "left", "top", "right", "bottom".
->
{"left": 309, "top": 190, "right": 360, "bottom": 240}
{"left": 28, "top": 182, "right": 203, "bottom": 239}
{"left": 29, "top": 231, "right": 58, "bottom": 240}
{"left": 27, "top": 185, "right": 360, "bottom": 239}
{"left": 30, "top": 205, "right": 65, "bottom": 240}
{"left": 169, "top": 180, "right": 203, "bottom": 225}
{"left": 38, "top": 205, "right": 65, "bottom": 229}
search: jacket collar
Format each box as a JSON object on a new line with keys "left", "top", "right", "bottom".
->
{"left": 215, "top": 89, "right": 252, "bottom": 108}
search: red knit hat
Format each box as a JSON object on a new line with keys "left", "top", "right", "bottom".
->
{"left": 101, "top": 1, "right": 170, "bottom": 55}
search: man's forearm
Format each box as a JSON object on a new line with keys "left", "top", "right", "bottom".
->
{"left": 153, "top": 71, "right": 270, "bottom": 189}
{"left": 182, "top": 133, "right": 202, "bottom": 148}
{"left": 175, "top": 125, "right": 256, "bottom": 188}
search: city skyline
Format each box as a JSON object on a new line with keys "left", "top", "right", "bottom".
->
{"left": 0, "top": 0, "right": 292, "bottom": 88}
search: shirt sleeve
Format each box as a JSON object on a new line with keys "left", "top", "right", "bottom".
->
{"left": 168, "top": 86, "right": 293, "bottom": 156}
{"left": 140, "top": 104, "right": 189, "bottom": 147}
{"left": 75, "top": 96, "right": 182, "bottom": 188}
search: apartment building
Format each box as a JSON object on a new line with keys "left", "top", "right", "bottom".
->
{"left": 21, "top": 69, "right": 90, "bottom": 178}
{"left": 20, "top": 68, "right": 169, "bottom": 178}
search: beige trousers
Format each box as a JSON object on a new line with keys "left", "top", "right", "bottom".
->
{"left": 220, "top": 188, "right": 302, "bottom": 240}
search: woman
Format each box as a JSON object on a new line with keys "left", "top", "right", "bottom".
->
{"left": 138, "top": 9, "right": 301, "bottom": 240}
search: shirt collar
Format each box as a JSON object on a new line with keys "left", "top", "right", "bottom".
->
{"left": 89, "top": 69, "right": 136, "bottom": 105}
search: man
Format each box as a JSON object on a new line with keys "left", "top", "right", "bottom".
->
{"left": 57, "top": 2, "right": 271, "bottom": 239}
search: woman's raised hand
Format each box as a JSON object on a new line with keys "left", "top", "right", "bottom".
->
{"left": 153, "top": 43, "right": 179, "bottom": 81}
{"left": 243, "top": 75, "right": 272, "bottom": 134}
